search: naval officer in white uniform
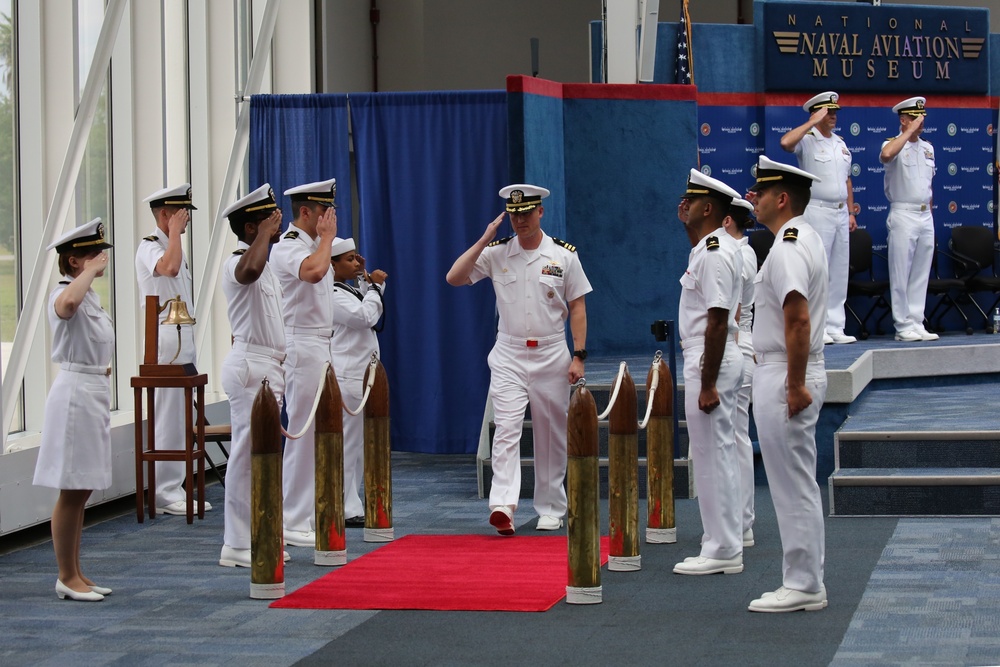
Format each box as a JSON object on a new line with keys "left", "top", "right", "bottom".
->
{"left": 746, "top": 156, "right": 829, "bottom": 613}
{"left": 269, "top": 178, "right": 338, "bottom": 547}
{"left": 880, "top": 96, "right": 939, "bottom": 342}
{"left": 447, "top": 184, "right": 591, "bottom": 535}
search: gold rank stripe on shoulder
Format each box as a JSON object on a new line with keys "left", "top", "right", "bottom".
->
{"left": 551, "top": 237, "right": 577, "bottom": 252}
{"left": 706, "top": 235, "right": 720, "bottom": 251}
{"left": 143, "top": 235, "right": 158, "bottom": 242}
{"left": 783, "top": 227, "right": 799, "bottom": 242}
{"left": 233, "top": 248, "right": 246, "bottom": 255}
{"left": 284, "top": 230, "right": 299, "bottom": 240}
{"left": 487, "top": 235, "right": 513, "bottom": 247}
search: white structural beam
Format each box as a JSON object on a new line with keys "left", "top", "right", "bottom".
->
{"left": 2, "top": 0, "right": 129, "bottom": 447}
{"left": 605, "top": 0, "right": 639, "bottom": 84}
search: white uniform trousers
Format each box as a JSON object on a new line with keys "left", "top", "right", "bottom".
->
{"left": 887, "top": 206, "right": 934, "bottom": 334}
{"left": 735, "top": 336, "right": 755, "bottom": 534}
{"left": 154, "top": 324, "right": 196, "bottom": 506}
{"left": 487, "top": 340, "right": 570, "bottom": 517}
{"left": 341, "top": 376, "right": 366, "bottom": 519}
{"left": 282, "top": 334, "right": 334, "bottom": 532}
{"left": 221, "top": 349, "right": 284, "bottom": 550}
{"left": 683, "top": 340, "right": 744, "bottom": 560}
{"left": 805, "top": 202, "right": 850, "bottom": 335}
{"left": 752, "top": 359, "right": 827, "bottom": 593}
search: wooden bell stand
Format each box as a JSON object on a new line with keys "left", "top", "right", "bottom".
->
{"left": 131, "top": 295, "right": 207, "bottom": 524}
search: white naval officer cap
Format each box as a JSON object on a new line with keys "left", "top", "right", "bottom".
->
{"left": 221, "top": 183, "right": 278, "bottom": 222}
{"left": 682, "top": 168, "right": 742, "bottom": 203}
{"left": 499, "top": 184, "right": 550, "bottom": 213}
{"left": 802, "top": 91, "right": 840, "bottom": 113}
{"left": 729, "top": 197, "right": 755, "bottom": 213}
{"left": 749, "top": 155, "right": 821, "bottom": 192}
{"left": 284, "top": 178, "right": 338, "bottom": 208}
{"left": 142, "top": 183, "right": 197, "bottom": 210}
{"left": 892, "top": 96, "right": 926, "bottom": 117}
{"left": 330, "top": 237, "right": 356, "bottom": 258}
{"left": 47, "top": 217, "right": 113, "bottom": 253}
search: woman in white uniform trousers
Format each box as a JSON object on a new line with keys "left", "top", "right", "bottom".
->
{"left": 723, "top": 197, "right": 758, "bottom": 547}
{"left": 218, "top": 185, "right": 290, "bottom": 568}
{"left": 33, "top": 218, "right": 115, "bottom": 601}
{"left": 330, "top": 237, "right": 386, "bottom": 526}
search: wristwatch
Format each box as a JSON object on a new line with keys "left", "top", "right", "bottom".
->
{"left": 572, "top": 349, "right": 588, "bottom": 361}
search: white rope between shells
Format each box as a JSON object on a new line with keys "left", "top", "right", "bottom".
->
{"left": 343, "top": 354, "right": 380, "bottom": 417}
{"left": 281, "top": 362, "right": 332, "bottom": 440}
{"left": 596, "top": 361, "right": 627, "bottom": 421}
{"left": 637, "top": 351, "right": 664, "bottom": 430}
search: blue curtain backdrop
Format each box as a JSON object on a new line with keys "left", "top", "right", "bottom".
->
{"left": 350, "top": 91, "right": 507, "bottom": 453}
{"left": 248, "top": 95, "right": 352, "bottom": 231}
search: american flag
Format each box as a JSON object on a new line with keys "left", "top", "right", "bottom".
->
{"left": 674, "top": 0, "right": 693, "bottom": 84}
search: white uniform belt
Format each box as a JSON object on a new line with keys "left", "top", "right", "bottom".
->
{"left": 810, "top": 198, "right": 845, "bottom": 210}
{"left": 288, "top": 326, "right": 333, "bottom": 338}
{"left": 680, "top": 334, "right": 737, "bottom": 350}
{"left": 890, "top": 202, "right": 930, "bottom": 212}
{"left": 60, "top": 362, "right": 112, "bottom": 376}
{"left": 756, "top": 352, "right": 824, "bottom": 364}
{"left": 232, "top": 341, "right": 286, "bottom": 363}
{"left": 496, "top": 332, "right": 564, "bottom": 347}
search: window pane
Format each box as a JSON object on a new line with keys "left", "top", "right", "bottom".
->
{"left": 0, "top": 1, "right": 21, "bottom": 432}
{"left": 75, "top": 0, "right": 116, "bottom": 409}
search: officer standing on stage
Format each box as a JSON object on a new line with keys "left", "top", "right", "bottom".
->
{"left": 672, "top": 170, "right": 745, "bottom": 576}
{"left": 269, "top": 178, "right": 338, "bottom": 548}
{"left": 135, "top": 184, "right": 210, "bottom": 515}
{"left": 881, "top": 96, "right": 939, "bottom": 342}
{"left": 446, "top": 184, "right": 591, "bottom": 536}
{"left": 746, "top": 156, "right": 828, "bottom": 613}
{"left": 780, "top": 91, "right": 858, "bottom": 345}
{"left": 218, "top": 184, "right": 289, "bottom": 568}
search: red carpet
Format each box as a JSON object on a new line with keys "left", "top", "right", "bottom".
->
{"left": 271, "top": 534, "right": 610, "bottom": 612}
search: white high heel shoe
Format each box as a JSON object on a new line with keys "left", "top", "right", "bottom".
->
{"left": 88, "top": 584, "right": 113, "bottom": 596}
{"left": 56, "top": 579, "right": 104, "bottom": 601}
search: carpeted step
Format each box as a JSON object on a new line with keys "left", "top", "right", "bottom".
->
{"left": 836, "top": 434, "right": 1000, "bottom": 469}
{"left": 829, "top": 467, "right": 1000, "bottom": 516}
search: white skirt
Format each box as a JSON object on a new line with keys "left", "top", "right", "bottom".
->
{"left": 33, "top": 370, "right": 112, "bottom": 490}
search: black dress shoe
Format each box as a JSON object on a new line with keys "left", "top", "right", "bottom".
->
{"left": 345, "top": 516, "right": 365, "bottom": 528}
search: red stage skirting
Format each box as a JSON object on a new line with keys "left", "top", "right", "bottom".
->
{"left": 271, "top": 534, "right": 611, "bottom": 612}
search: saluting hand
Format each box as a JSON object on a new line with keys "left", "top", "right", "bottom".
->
{"left": 809, "top": 107, "right": 828, "bottom": 126}
{"left": 258, "top": 210, "right": 282, "bottom": 241}
{"left": 480, "top": 211, "right": 506, "bottom": 245}
{"left": 83, "top": 251, "right": 109, "bottom": 275}
{"left": 166, "top": 208, "right": 190, "bottom": 237}
{"left": 317, "top": 205, "right": 337, "bottom": 239}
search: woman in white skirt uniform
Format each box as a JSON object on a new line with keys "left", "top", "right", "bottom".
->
{"left": 33, "top": 218, "right": 114, "bottom": 602}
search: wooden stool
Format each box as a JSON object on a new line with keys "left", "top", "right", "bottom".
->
{"left": 132, "top": 373, "right": 208, "bottom": 524}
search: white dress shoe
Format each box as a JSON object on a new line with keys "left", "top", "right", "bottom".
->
{"left": 917, "top": 328, "right": 939, "bottom": 341}
{"left": 822, "top": 333, "right": 834, "bottom": 345}
{"left": 535, "top": 515, "right": 564, "bottom": 531}
{"left": 748, "top": 585, "right": 828, "bottom": 612}
{"left": 157, "top": 499, "right": 213, "bottom": 515}
{"left": 828, "top": 332, "right": 857, "bottom": 344}
{"left": 88, "top": 584, "right": 113, "bottom": 596}
{"left": 742, "top": 529, "right": 755, "bottom": 547}
{"left": 219, "top": 546, "right": 290, "bottom": 567}
{"left": 283, "top": 529, "right": 316, "bottom": 547}
{"left": 673, "top": 555, "right": 743, "bottom": 575}
{"left": 56, "top": 579, "right": 104, "bottom": 601}
{"left": 894, "top": 330, "right": 923, "bottom": 342}
{"left": 489, "top": 506, "right": 515, "bottom": 536}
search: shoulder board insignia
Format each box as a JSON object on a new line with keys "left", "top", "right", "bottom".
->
{"left": 551, "top": 237, "right": 577, "bottom": 252}
{"left": 487, "top": 235, "right": 513, "bottom": 247}
{"left": 58, "top": 280, "right": 71, "bottom": 285}
{"left": 143, "top": 235, "right": 158, "bottom": 242}
{"left": 233, "top": 248, "right": 246, "bottom": 255}
{"left": 783, "top": 228, "right": 799, "bottom": 242}
{"left": 283, "top": 230, "right": 299, "bottom": 240}
{"left": 706, "top": 236, "right": 720, "bottom": 251}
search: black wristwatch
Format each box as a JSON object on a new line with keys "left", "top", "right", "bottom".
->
{"left": 573, "top": 349, "right": 588, "bottom": 361}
